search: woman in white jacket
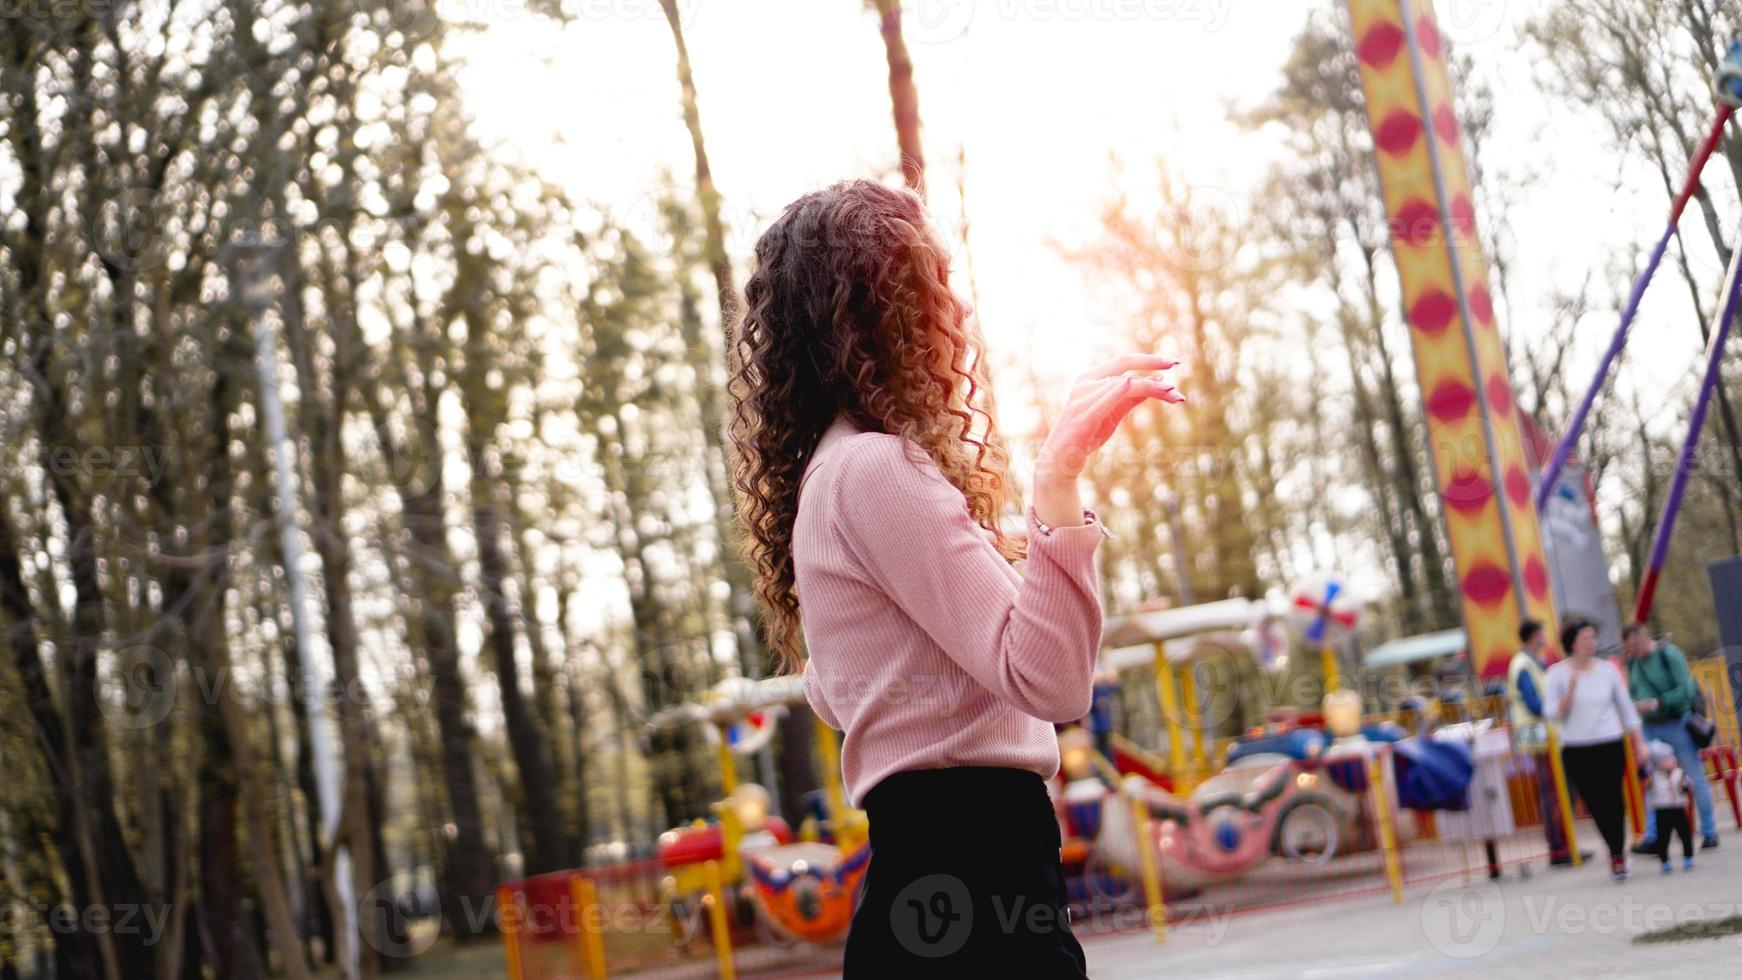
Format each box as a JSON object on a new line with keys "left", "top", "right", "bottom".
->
{"left": 1544, "top": 618, "right": 1648, "bottom": 880}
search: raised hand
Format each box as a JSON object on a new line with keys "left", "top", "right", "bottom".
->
{"left": 1038, "top": 354, "right": 1183, "bottom": 479}
{"left": 1032, "top": 354, "right": 1183, "bottom": 528}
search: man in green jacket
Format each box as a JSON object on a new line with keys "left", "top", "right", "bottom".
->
{"left": 1624, "top": 623, "right": 1718, "bottom": 850}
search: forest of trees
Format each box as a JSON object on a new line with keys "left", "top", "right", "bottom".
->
{"left": 0, "top": 0, "right": 1738, "bottom": 978}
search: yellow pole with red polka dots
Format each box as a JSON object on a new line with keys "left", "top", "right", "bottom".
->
{"left": 1345, "top": 0, "right": 1559, "bottom": 677}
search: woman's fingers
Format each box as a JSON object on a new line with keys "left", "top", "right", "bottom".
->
{"left": 1040, "top": 372, "right": 1184, "bottom": 478}
{"left": 1079, "top": 376, "right": 1182, "bottom": 446}
{"left": 1077, "top": 353, "right": 1179, "bottom": 383}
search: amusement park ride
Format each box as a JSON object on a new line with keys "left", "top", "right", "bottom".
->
{"left": 631, "top": 3, "right": 1742, "bottom": 952}
{"left": 503, "top": 4, "right": 1742, "bottom": 974}
{"left": 648, "top": 676, "right": 870, "bottom": 947}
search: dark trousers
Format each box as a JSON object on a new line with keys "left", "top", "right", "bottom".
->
{"left": 1561, "top": 740, "right": 1627, "bottom": 860}
{"left": 844, "top": 766, "right": 1088, "bottom": 979}
{"left": 1653, "top": 807, "right": 1693, "bottom": 863}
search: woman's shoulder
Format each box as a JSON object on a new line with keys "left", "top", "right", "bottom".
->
{"left": 834, "top": 427, "right": 920, "bottom": 461}
{"left": 820, "top": 429, "right": 948, "bottom": 492}
{"left": 806, "top": 428, "right": 896, "bottom": 494}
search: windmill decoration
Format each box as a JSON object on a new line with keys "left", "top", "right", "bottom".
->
{"left": 1288, "top": 574, "right": 1362, "bottom": 692}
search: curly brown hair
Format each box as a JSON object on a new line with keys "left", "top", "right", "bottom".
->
{"left": 727, "top": 179, "right": 1022, "bottom": 674}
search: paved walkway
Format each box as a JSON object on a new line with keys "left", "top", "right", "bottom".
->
{"left": 1083, "top": 824, "right": 1741, "bottom": 977}
{"left": 408, "top": 825, "right": 1740, "bottom": 978}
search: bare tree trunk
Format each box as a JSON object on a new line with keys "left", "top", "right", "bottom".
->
{"left": 0, "top": 508, "right": 107, "bottom": 980}
{"left": 4, "top": 28, "right": 151, "bottom": 977}
{"left": 872, "top": 0, "right": 926, "bottom": 194}
{"left": 469, "top": 469, "right": 571, "bottom": 872}
{"left": 365, "top": 342, "right": 499, "bottom": 933}
{"left": 210, "top": 320, "right": 316, "bottom": 980}
{"left": 454, "top": 268, "right": 570, "bottom": 871}
{"left": 1336, "top": 308, "right": 1419, "bottom": 629}
{"left": 293, "top": 263, "right": 385, "bottom": 980}
{"left": 658, "top": 0, "right": 818, "bottom": 813}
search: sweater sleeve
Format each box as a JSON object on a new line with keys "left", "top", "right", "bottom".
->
{"left": 1517, "top": 669, "right": 1543, "bottom": 718}
{"left": 802, "top": 661, "right": 841, "bottom": 731}
{"left": 1543, "top": 665, "right": 1567, "bottom": 723}
{"left": 1612, "top": 666, "right": 1642, "bottom": 732}
{"left": 829, "top": 435, "right": 1106, "bottom": 723}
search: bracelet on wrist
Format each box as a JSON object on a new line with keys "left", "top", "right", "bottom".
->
{"left": 1032, "top": 508, "right": 1113, "bottom": 540}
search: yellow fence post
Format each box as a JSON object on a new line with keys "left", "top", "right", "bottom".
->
{"left": 1544, "top": 726, "right": 1581, "bottom": 867}
{"left": 1367, "top": 749, "right": 1404, "bottom": 904}
{"left": 1153, "top": 643, "right": 1186, "bottom": 784}
{"left": 1621, "top": 735, "right": 1644, "bottom": 835}
{"left": 815, "top": 713, "right": 848, "bottom": 826}
{"left": 1127, "top": 792, "right": 1168, "bottom": 943}
{"left": 1692, "top": 658, "right": 1739, "bottom": 748}
{"left": 497, "top": 886, "right": 525, "bottom": 980}
{"left": 1181, "top": 666, "right": 1208, "bottom": 777}
{"left": 717, "top": 725, "right": 739, "bottom": 796}
{"left": 1320, "top": 640, "right": 1341, "bottom": 694}
{"left": 703, "top": 860, "right": 736, "bottom": 980}
{"left": 569, "top": 873, "right": 609, "bottom": 980}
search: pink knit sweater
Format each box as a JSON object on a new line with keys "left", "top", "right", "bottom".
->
{"left": 795, "top": 417, "right": 1107, "bottom": 807}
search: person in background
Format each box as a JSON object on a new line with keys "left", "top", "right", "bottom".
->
{"left": 1087, "top": 663, "right": 1121, "bottom": 764}
{"left": 1644, "top": 740, "right": 1696, "bottom": 873}
{"left": 1508, "top": 619, "right": 1550, "bottom": 738}
{"left": 1545, "top": 618, "right": 1647, "bottom": 881}
{"left": 1623, "top": 622, "right": 1718, "bottom": 852}
{"left": 1509, "top": 619, "right": 1582, "bottom": 866}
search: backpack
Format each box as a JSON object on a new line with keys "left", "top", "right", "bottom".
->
{"left": 1680, "top": 651, "right": 1716, "bottom": 748}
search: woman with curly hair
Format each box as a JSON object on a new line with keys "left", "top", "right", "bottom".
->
{"left": 727, "top": 178, "right": 1182, "bottom": 976}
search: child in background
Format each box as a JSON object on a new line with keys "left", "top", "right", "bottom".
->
{"left": 1645, "top": 740, "right": 1695, "bottom": 872}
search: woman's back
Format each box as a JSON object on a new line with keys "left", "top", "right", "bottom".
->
{"left": 729, "top": 179, "right": 1177, "bottom": 975}
{"left": 795, "top": 417, "right": 1106, "bottom": 808}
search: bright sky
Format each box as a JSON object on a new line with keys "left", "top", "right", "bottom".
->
{"left": 451, "top": 0, "right": 1728, "bottom": 390}
{"left": 449, "top": 0, "right": 1737, "bottom": 601}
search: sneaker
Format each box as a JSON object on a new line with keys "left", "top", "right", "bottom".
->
{"left": 1701, "top": 835, "right": 1720, "bottom": 850}
{"left": 1683, "top": 857, "right": 1695, "bottom": 871}
{"left": 1660, "top": 862, "right": 1672, "bottom": 874}
{"left": 1630, "top": 840, "right": 1657, "bottom": 855}
{"left": 1610, "top": 858, "right": 1629, "bottom": 882}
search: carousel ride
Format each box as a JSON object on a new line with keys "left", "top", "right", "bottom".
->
{"left": 647, "top": 676, "right": 869, "bottom": 947}
{"left": 1063, "top": 589, "right": 1482, "bottom": 898}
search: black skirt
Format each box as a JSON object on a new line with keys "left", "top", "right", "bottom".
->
{"left": 844, "top": 766, "right": 1089, "bottom": 978}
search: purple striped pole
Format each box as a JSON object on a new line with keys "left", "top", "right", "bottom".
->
{"left": 1633, "top": 229, "right": 1742, "bottom": 621}
{"left": 1536, "top": 107, "right": 1735, "bottom": 512}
